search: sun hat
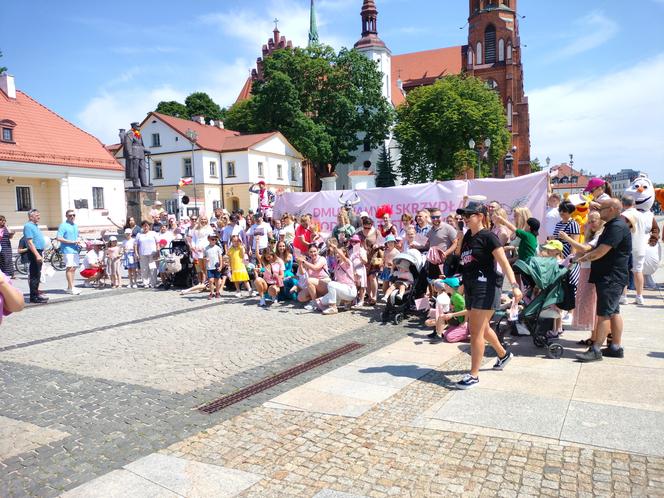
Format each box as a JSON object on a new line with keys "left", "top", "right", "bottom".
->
{"left": 154, "top": 200, "right": 163, "bottom": 206}
{"left": 384, "top": 235, "right": 396, "bottom": 243}
{"left": 456, "top": 201, "right": 487, "bottom": 216}
{"left": 349, "top": 234, "right": 361, "bottom": 244}
{"left": 108, "top": 236, "right": 117, "bottom": 242}
{"left": 542, "top": 240, "right": 564, "bottom": 252}
{"left": 583, "top": 178, "right": 606, "bottom": 193}
{"left": 258, "top": 180, "right": 266, "bottom": 186}
{"left": 124, "top": 228, "right": 132, "bottom": 234}
{"left": 359, "top": 211, "right": 369, "bottom": 218}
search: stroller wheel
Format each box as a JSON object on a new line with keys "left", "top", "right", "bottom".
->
{"left": 547, "top": 343, "right": 564, "bottom": 359}
{"left": 381, "top": 311, "right": 389, "bottom": 323}
{"left": 393, "top": 313, "right": 404, "bottom": 325}
{"left": 533, "top": 335, "right": 546, "bottom": 348}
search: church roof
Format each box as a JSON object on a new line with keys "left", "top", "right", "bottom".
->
{"left": 391, "top": 46, "right": 464, "bottom": 106}
{"left": 236, "top": 77, "right": 253, "bottom": 103}
{"left": 0, "top": 89, "right": 123, "bottom": 171}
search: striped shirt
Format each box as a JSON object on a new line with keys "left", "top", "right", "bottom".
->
{"left": 553, "top": 220, "right": 580, "bottom": 258}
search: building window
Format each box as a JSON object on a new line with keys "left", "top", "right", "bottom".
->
{"left": 183, "top": 157, "right": 192, "bottom": 177}
{"left": 16, "top": 186, "right": 32, "bottom": 211}
{"left": 210, "top": 161, "right": 217, "bottom": 177}
{"left": 290, "top": 163, "right": 297, "bottom": 182}
{"left": 92, "top": 187, "right": 105, "bottom": 209}
{"left": 506, "top": 99, "right": 513, "bottom": 127}
{"left": 2, "top": 127, "right": 12, "bottom": 142}
{"left": 257, "top": 161, "right": 264, "bottom": 177}
{"left": 226, "top": 161, "right": 236, "bottom": 177}
{"left": 154, "top": 160, "right": 163, "bottom": 179}
{"left": 484, "top": 25, "right": 496, "bottom": 64}
{"left": 363, "top": 137, "right": 371, "bottom": 152}
{"left": 151, "top": 133, "right": 161, "bottom": 147}
{"left": 164, "top": 199, "right": 177, "bottom": 215}
{"left": 476, "top": 42, "right": 483, "bottom": 65}
{"left": 498, "top": 39, "right": 505, "bottom": 62}
{"left": 507, "top": 43, "right": 512, "bottom": 61}
{"left": 277, "top": 164, "right": 283, "bottom": 180}
{"left": 467, "top": 48, "right": 473, "bottom": 67}
{"left": 486, "top": 79, "right": 499, "bottom": 91}
{"left": 212, "top": 200, "right": 221, "bottom": 209}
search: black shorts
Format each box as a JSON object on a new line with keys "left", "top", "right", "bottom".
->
{"left": 464, "top": 278, "right": 501, "bottom": 311}
{"left": 595, "top": 281, "right": 623, "bottom": 317}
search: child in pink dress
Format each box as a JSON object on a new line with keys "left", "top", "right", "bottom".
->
{"left": 349, "top": 235, "right": 367, "bottom": 306}
{"left": 105, "top": 237, "right": 122, "bottom": 288}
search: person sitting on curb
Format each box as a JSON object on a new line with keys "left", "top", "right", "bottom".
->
{"left": 426, "top": 277, "right": 467, "bottom": 343}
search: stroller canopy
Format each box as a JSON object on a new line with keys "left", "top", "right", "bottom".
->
{"left": 514, "top": 257, "right": 569, "bottom": 316}
{"left": 393, "top": 250, "right": 425, "bottom": 271}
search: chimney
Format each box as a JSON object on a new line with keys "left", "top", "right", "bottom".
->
{"left": 191, "top": 115, "right": 205, "bottom": 125}
{"left": 0, "top": 74, "right": 16, "bottom": 99}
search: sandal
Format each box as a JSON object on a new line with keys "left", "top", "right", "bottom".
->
{"left": 576, "top": 338, "right": 593, "bottom": 346}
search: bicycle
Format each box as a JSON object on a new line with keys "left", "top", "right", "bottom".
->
{"left": 14, "top": 253, "right": 29, "bottom": 275}
{"left": 43, "top": 238, "right": 66, "bottom": 271}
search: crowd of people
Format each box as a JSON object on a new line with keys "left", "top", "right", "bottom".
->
{"left": 1, "top": 176, "right": 662, "bottom": 389}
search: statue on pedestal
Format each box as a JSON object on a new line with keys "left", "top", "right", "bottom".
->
{"left": 120, "top": 122, "right": 151, "bottom": 189}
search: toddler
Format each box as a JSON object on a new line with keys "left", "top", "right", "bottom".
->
{"left": 122, "top": 228, "right": 138, "bottom": 288}
{"left": 105, "top": 236, "right": 122, "bottom": 288}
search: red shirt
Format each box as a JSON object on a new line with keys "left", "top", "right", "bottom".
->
{"left": 294, "top": 225, "right": 312, "bottom": 254}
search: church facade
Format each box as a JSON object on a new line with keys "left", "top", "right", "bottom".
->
{"left": 237, "top": 0, "right": 531, "bottom": 191}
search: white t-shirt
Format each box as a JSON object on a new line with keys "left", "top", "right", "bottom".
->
{"left": 249, "top": 222, "right": 272, "bottom": 251}
{"left": 543, "top": 207, "right": 561, "bottom": 238}
{"left": 280, "top": 223, "right": 295, "bottom": 244}
{"left": 83, "top": 249, "right": 103, "bottom": 269}
{"left": 625, "top": 208, "right": 652, "bottom": 256}
{"left": 136, "top": 231, "right": 159, "bottom": 256}
{"left": 191, "top": 225, "right": 214, "bottom": 258}
{"left": 123, "top": 237, "right": 136, "bottom": 253}
{"left": 205, "top": 245, "right": 224, "bottom": 270}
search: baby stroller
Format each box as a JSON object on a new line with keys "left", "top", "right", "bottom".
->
{"left": 167, "top": 239, "right": 197, "bottom": 289}
{"left": 381, "top": 250, "right": 425, "bottom": 325}
{"left": 512, "top": 257, "right": 576, "bottom": 359}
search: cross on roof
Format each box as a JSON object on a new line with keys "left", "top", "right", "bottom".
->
{"left": 273, "top": 18, "right": 279, "bottom": 30}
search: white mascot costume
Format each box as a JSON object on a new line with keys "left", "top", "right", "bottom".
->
{"left": 625, "top": 174, "right": 660, "bottom": 278}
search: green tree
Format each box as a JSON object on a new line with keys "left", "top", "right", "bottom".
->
{"left": 394, "top": 75, "right": 510, "bottom": 183}
{"left": 155, "top": 100, "right": 189, "bottom": 119}
{"left": 530, "top": 157, "right": 542, "bottom": 172}
{"left": 225, "top": 45, "right": 393, "bottom": 176}
{"left": 184, "top": 92, "right": 225, "bottom": 122}
{"left": 375, "top": 143, "right": 397, "bottom": 187}
{"left": 0, "top": 50, "right": 7, "bottom": 74}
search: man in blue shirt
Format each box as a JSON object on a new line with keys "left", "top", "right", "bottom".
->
{"left": 23, "top": 209, "right": 48, "bottom": 304}
{"left": 56, "top": 209, "right": 81, "bottom": 295}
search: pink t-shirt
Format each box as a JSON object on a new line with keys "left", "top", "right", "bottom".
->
{"left": 334, "top": 260, "right": 356, "bottom": 287}
{"left": 306, "top": 256, "right": 328, "bottom": 279}
{"left": 264, "top": 260, "right": 285, "bottom": 285}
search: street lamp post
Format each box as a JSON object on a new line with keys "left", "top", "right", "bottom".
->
{"left": 468, "top": 138, "right": 491, "bottom": 179}
{"left": 185, "top": 129, "right": 198, "bottom": 215}
{"left": 504, "top": 145, "right": 516, "bottom": 177}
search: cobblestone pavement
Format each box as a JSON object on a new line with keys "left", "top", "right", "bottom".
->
{"left": 2, "top": 282, "right": 664, "bottom": 497}
{"left": 0, "top": 289, "right": 406, "bottom": 497}
{"left": 163, "top": 347, "right": 664, "bottom": 498}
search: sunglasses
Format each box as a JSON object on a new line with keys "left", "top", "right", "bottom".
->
{"left": 430, "top": 215, "right": 441, "bottom": 220}
{"left": 67, "top": 214, "right": 76, "bottom": 217}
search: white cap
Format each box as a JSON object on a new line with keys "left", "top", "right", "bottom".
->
{"left": 359, "top": 211, "right": 369, "bottom": 218}
{"left": 108, "top": 236, "right": 117, "bottom": 242}
{"left": 124, "top": 228, "right": 132, "bottom": 234}
{"left": 92, "top": 239, "right": 104, "bottom": 245}
{"left": 154, "top": 200, "right": 163, "bottom": 206}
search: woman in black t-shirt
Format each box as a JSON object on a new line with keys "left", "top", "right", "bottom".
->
{"left": 453, "top": 201, "right": 522, "bottom": 390}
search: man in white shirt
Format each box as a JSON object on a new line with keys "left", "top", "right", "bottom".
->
{"left": 543, "top": 193, "right": 562, "bottom": 239}
{"left": 247, "top": 212, "right": 273, "bottom": 259}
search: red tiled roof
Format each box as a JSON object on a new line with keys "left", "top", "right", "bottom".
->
{"left": 391, "top": 46, "right": 463, "bottom": 106}
{"left": 145, "top": 112, "right": 292, "bottom": 154}
{"left": 550, "top": 163, "right": 590, "bottom": 189}
{"left": 236, "top": 77, "right": 253, "bottom": 103}
{"left": 348, "top": 170, "right": 374, "bottom": 176}
{"left": 0, "top": 90, "right": 123, "bottom": 171}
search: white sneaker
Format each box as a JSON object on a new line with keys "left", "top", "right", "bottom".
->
{"left": 131, "top": 284, "right": 138, "bottom": 289}
{"left": 619, "top": 295, "right": 628, "bottom": 305}
{"left": 635, "top": 295, "right": 645, "bottom": 305}
{"left": 235, "top": 292, "right": 243, "bottom": 298}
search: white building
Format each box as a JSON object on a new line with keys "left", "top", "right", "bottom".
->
{"left": 0, "top": 74, "right": 126, "bottom": 231}
{"left": 114, "top": 112, "right": 303, "bottom": 217}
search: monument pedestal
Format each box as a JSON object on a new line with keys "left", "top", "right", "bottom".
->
{"left": 125, "top": 188, "right": 157, "bottom": 223}
{"left": 320, "top": 175, "right": 337, "bottom": 191}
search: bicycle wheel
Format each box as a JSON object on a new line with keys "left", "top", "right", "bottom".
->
{"left": 14, "top": 254, "right": 29, "bottom": 275}
{"left": 51, "top": 251, "right": 66, "bottom": 271}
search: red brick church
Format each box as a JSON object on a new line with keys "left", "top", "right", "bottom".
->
{"left": 237, "top": 0, "right": 531, "bottom": 189}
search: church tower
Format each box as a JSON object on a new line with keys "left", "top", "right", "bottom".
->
{"left": 354, "top": 0, "right": 391, "bottom": 103}
{"left": 465, "top": 0, "right": 531, "bottom": 177}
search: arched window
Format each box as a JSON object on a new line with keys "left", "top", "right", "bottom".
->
{"left": 467, "top": 48, "right": 473, "bottom": 67}
{"left": 485, "top": 79, "right": 499, "bottom": 91}
{"left": 498, "top": 39, "right": 505, "bottom": 62}
{"left": 506, "top": 99, "right": 513, "bottom": 127}
{"left": 507, "top": 42, "right": 512, "bottom": 61}
{"left": 476, "top": 42, "right": 483, "bottom": 65}
{"left": 484, "top": 25, "right": 496, "bottom": 64}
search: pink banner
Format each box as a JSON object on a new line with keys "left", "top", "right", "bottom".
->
{"left": 274, "top": 172, "right": 549, "bottom": 234}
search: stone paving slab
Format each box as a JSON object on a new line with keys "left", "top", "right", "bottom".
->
{"left": 0, "top": 415, "right": 69, "bottom": 462}
{"left": 60, "top": 469, "right": 180, "bottom": 498}
{"left": 313, "top": 490, "right": 368, "bottom": 498}
{"left": 561, "top": 401, "right": 664, "bottom": 457}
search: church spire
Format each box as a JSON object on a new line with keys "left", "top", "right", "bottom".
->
{"left": 354, "top": 0, "right": 387, "bottom": 50}
{"left": 308, "top": 0, "right": 319, "bottom": 46}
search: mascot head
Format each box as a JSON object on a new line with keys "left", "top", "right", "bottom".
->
{"left": 625, "top": 174, "right": 655, "bottom": 212}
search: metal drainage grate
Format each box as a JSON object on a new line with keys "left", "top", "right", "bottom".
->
{"left": 199, "top": 342, "right": 365, "bottom": 414}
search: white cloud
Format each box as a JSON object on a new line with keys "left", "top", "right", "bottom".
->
{"left": 201, "top": 58, "right": 254, "bottom": 109}
{"left": 200, "top": 0, "right": 352, "bottom": 52}
{"left": 77, "top": 85, "right": 186, "bottom": 144}
{"left": 530, "top": 53, "right": 664, "bottom": 180}
{"left": 546, "top": 10, "right": 619, "bottom": 61}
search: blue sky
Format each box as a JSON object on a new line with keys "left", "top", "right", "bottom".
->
{"left": 2, "top": 0, "right": 663, "bottom": 180}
